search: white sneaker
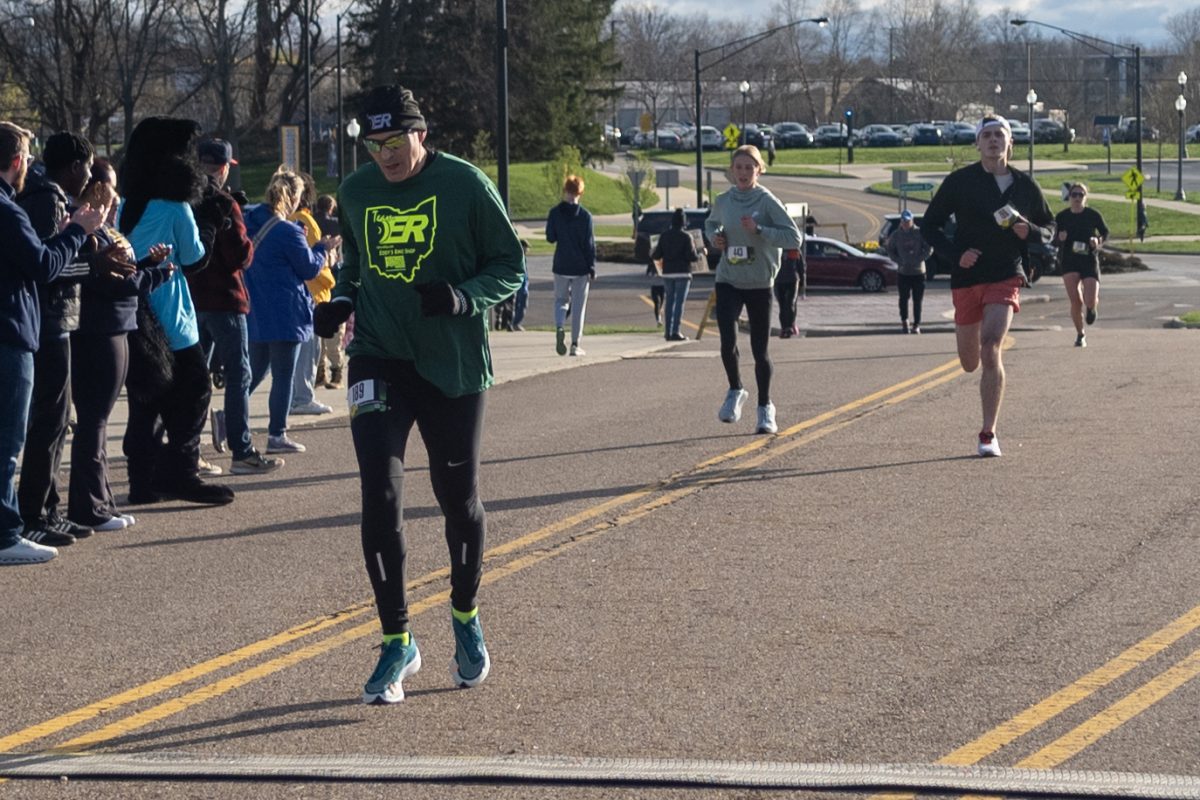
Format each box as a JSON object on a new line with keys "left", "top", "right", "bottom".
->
{"left": 94, "top": 516, "right": 130, "bottom": 532}
{"left": 197, "top": 456, "right": 223, "bottom": 476}
{"left": 291, "top": 400, "right": 332, "bottom": 415}
{"left": 0, "top": 537, "right": 58, "bottom": 565}
{"left": 267, "top": 434, "right": 306, "bottom": 453}
{"left": 718, "top": 388, "right": 750, "bottom": 423}
{"left": 569, "top": 344, "right": 585, "bottom": 356}
{"left": 977, "top": 432, "right": 1002, "bottom": 457}
{"left": 756, "top": 402, "right": 778, "bottom": 434}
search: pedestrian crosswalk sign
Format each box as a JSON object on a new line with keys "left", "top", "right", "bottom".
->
{"left": 1121, "top": 167, "right": 1144, "bottom": 194}
{"left": 723, "top": 124, "right": 740, "bottom": 150}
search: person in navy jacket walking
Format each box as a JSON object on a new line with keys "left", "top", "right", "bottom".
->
{"left": 545, "top": 174, "right": 595, "bottom": 357}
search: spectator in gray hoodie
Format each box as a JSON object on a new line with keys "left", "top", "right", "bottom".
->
{"left": 885, "top": 209, "right": 933, "bottom": 333}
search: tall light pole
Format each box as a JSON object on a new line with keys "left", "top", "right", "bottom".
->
{"left": 1176, "top": 71, "right": 1188, "bottom": 201}
{"left": 1026, "top": 88, "right": 1037, "bottom": 177}
{"left": 1011, "top": 19, "right": 1145, "bottom": 236}
{"left": 693, "top": 16, "right": 828, "bottom": 206}
{"left": 346, "top": 118, "right": 360, "bottom": 172}
{"left": 738, "top": 81, "right": 750, "bottom": 146}
{"left": 994, "top": 83, "right": 1002, "bottom": 114}
{"left": 336, "top": 12, "right": 344, "bottom": 186}
{"left": 496, "top": 0, "right": 510, "bottom": 213}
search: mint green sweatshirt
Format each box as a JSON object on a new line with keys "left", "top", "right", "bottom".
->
{"left": 333, "top": 152, "right": 525, "bottom": 397}
{"left": 704, "top": 185, "right": 801, "bottom": 289}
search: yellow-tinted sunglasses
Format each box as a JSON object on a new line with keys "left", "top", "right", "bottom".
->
{"left": 362, "top": 133, "right": 415, "bottom": 154}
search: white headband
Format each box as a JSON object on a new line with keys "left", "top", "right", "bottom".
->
{"left": 976, "top": 117, "right": 1012, "bottom": 137}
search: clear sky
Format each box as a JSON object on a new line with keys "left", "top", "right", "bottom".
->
{"left": 614, "top": 0, "right": 1183, "bottom": 50}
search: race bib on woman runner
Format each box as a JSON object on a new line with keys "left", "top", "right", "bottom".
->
{"left": 348, "top": 379, "right": 387, "bottom": 418}
{"left": 727, "top": 246, "right": 755, "bottom": 264}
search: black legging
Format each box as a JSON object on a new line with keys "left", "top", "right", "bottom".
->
{"left": 68, "top": 332, "right": 128, "bottom": 526}
{"left": 898, "top": 274, "right": 926, "bottom": 326}
{"left": 715, "top": 282, "right": 773, "bottom": 406}
{"left": 348, "top": 355, "right": 486, "bottom": 636}
{"left": 774, "top": 278, "right": 799, "bottom": 331}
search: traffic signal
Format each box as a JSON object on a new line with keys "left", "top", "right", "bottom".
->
{"left": 845, "top": 108, "right": 855, "bottom": 163}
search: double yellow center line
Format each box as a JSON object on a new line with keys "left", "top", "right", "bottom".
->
{"left": 0, "top": 356, "right": 987, "bottom": 762}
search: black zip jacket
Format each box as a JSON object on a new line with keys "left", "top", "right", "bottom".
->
{"left": 650, "top": 227, "right": 700, "bottom": 275}
{"left": 17, "top": 166, "right": 81, "bottom": 333}
{"left": 921, "top": 162, "right": 1054, "bottom": 289}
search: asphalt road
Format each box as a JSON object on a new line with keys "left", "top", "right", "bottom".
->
{"left": 3, "top": 258, "right": 1200, "bottom": 799}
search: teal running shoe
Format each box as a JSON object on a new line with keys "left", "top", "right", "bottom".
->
{"left": 450, "top": 612, "right": 491, "bottom": 688}
{"left": 362, "top": 636, "right": 422, "bottom": 705}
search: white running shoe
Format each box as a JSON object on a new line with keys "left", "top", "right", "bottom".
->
{"left": 756, "top": 402, "right": 778, "bottom": 434}
{"left": 0, "top": 537, "right": 57, "bottom": 565}
{"left": 267, "top": 434, "right": 306, "bottom": 453}
{"left": 718, "top": 388, "right": 750, "bottom": 423}
{"left": 94, "top": 516, "right": 130, "bottom": 532}
{"left": 291, "top": 400, "right": 333, "bottom": 415}
{"left": 977, "top": 432, "right": 1002, "bottom": 457}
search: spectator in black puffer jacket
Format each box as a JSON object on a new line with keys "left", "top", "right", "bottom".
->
{"left": 16, "top": 132, "right": 98, "bottom": 547}
{"left": 650, "top": 208, "right": 701, "bottom": 342}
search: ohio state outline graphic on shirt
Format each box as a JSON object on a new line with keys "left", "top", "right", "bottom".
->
{"left": 364, "top": 196, "right": 437, "bottom": 281}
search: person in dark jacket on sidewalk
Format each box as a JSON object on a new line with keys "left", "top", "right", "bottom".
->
{"left": 67, "top": 162, "right": 175, "bottom": 532}
{"left": 922, "top": 116, "right": 1054, "bottom": 457}
{"left": 0, "top": 121, "right": 104, "bottom": 565}
{"left": 650, "top": 208, "right": 700, "bottom": 341}
{"left": 187, "top": 138, "right": 282, "bottom": 475}
{"left": 545, "top": 174, "right": 595, "bottom": 357}
{"left": 885, "top": 209, "right": 933, "bottom": 334}
{"left": 15, "top": 132, "right": 98, "bottom": 547}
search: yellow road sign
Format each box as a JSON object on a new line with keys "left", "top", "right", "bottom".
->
{"left": 1121, "top": 166, "right": 1144, "bottom": 193}
{"left": 723, "top": 123, "right": 740, "bottom": 150}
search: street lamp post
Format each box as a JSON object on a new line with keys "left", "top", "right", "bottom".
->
{"left": 738, "top": 81, "right": 750, "bottom": 146}
{"left": 1176, "top": 72, "right": 1188, "bottom": 201}
{"left": 1011, "top": 18, "right": 1145, "bottom": 236}
{"left": 346, "top": 118, "right": 360, "bottom": 172}
{"left": 1026, "top": 88, "right": 1037, "bottom": 177}
{"left": 693, "top": 16, "right": 828, "bottom": 206}
{"left": 994, "top": 83, "right": 1002, "bottom": 113}
{"left": 336, "top": 12, "right": 344, "bottom": 186}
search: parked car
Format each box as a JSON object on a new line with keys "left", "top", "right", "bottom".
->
{"left": 1031, "top": 119, "right": 1074, "bottom": 144}
{"left": 890, "top": 124, "right": 913, "bottom": 145}
{"left": 633, "top": 208, "right": 720, "bottom": 272}
{"left": 877, "top": 213, "right": 1057, "bottom": 281}
{"left": 741, "top": 123, "right": 773, "bottom": 148}
{"left": 814, "top": 123, "right": 849, "bottom": 147}
{"left": 942, "top": 121, "right": 977, "bottom": 145}
{"left": 859, "top": 124, "right": 904, "bottom": 147}
{"left": 1009, "top": 121, "right": 1031, "bottom": 145}
{"left": 1112, "top": 116, "right": 1159, "bottom": 143}
{"left": 633, "top": 129, "right": 682, "bottom": 150}
{"left": 908, "top": 123, "right": 942, "bottom": 146}
{"left": 804, "top": 236, "right": 898, "bottom": 292}
{"left": 772, "top": 121, "right": 814, "bottom": 148}
{"left": 681, "top": 125, "right": 723, "bottom": 151}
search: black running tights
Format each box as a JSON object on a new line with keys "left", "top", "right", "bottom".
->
{"left": 714, "top": 282, "right": 773, "bottom": 406}
{"left": 348, "top": 355, "right": 486, "bottom": 636}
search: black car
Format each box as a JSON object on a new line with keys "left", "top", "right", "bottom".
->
{"left": 878, "top": 213, "right": 1056, "bottom": 281}
{"left": 634, "top": 208, "right": 720, "bottom": 271}
{"left": 771, "top": 122, "right": 814, "bottom": 148}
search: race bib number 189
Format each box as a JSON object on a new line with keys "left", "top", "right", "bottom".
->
{"left": 348, "top": 379, "right": 387, "bottom": 418}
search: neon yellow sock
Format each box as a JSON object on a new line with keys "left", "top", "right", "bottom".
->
{"left": 451, "top": 606, "right": 478, "bottom": 624}
{"left": 382, "top": 632, "right": 410, "bottom": 646}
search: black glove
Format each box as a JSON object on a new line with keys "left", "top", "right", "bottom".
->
{"left": 313, "top": 300, "right": 354, "bottom": 338}
{"left": 230, "top": 190, "right": 249, "bottom": 208}
{"left": 414, "top": 281, "right": 469, "bottom": 317}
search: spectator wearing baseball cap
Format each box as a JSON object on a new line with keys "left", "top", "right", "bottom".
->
{"left": 885, "top": 208, "right": 933, "bottom": 334}
{"left": 198, "top": 138, "right": 238, "bottom": 167}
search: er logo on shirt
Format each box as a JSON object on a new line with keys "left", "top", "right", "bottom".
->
{"left": 364, "top": 195, "right": 438, "bottom": 281}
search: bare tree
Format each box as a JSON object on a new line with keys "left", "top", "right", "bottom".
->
{"left": 616, "top": 6, "right": 686, "bottom": 138}
{"left": 104, "top": 0, "right": 180, "bottom": 144}
{"left": 175, "top": 0, "right": 253, "bottom": 138}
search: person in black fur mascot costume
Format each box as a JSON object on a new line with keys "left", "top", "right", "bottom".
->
{"left": 119, "top": 117, "right": 235, "bottom": 506}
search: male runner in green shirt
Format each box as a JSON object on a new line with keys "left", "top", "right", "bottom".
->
{"left": 314, "top": 85, "right": 524, "bottom": 704}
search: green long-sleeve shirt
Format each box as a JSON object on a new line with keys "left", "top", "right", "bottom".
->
{"left": 704, "top": 184, "right": 801, "bottom": 289}
{"left": 333, "top": 152, "right": 525, "bottom": 397}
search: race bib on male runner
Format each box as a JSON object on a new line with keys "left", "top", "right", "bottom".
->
{"left": 363, "top": 196, "right": 438, "bottom": 282}
{"left": 727, "top": 246, "right": 755, "bottom": 264}
{"left": 348, "top": 379, "right": 387, "bottom": 418}
{"left": 1072, "top": 241, "right": 1089, "bottom": 254}
{"left": 993, "top": 204, "right": 1019, "bottom": 229}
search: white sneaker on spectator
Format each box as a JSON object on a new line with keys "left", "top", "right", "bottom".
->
{"left": 0, "top": 537, "right": 57, "bottom": 565}
{"left": 198, "top": 456, "right": 223, "bottom": 476}
{"left": 94, "top": 516, "right": 130, "bottom": 532}
{"left": 231, "top": 450, "right": 285, "bottom": 474}
{"left": 291, "top": 400, "right": 332, "bottom": 415}
{"left": 268, "top": 435, "right": 306, "bottom": 453}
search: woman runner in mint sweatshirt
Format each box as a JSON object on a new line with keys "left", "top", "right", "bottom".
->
{"left": 704, "top": 145, "right": 801, "bottom": 434}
